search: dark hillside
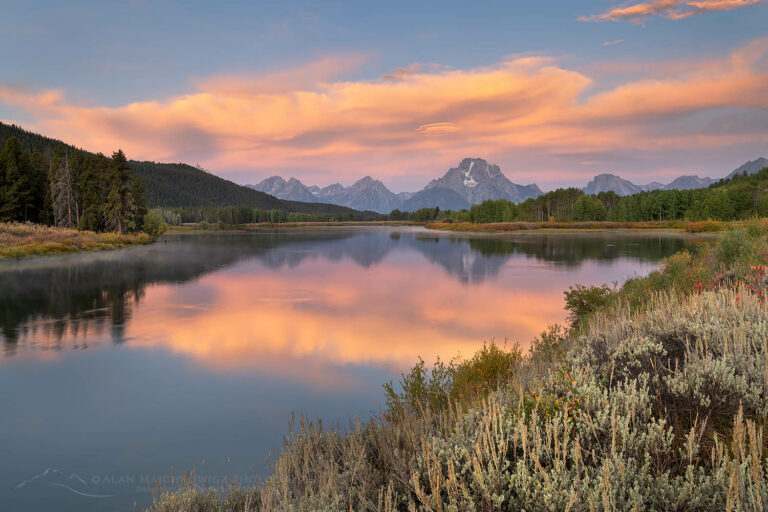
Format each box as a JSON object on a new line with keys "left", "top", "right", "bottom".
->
{"left": 0, "top": 122, "right": 360, "bottom": 214}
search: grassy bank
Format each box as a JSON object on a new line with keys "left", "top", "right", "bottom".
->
{"left": 426, "top": 219, "right": 738, "bottom": 233}
{"left": 149, "top": 222, "right": 768, "bottom": 511}
{"left": 0, "top": 222, "right": 152, "bottom": 259}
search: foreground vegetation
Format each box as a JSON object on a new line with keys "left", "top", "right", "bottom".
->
{"left": 0, "top": 222, "right": 152, "bottom": 259}
{"left": 149, "top": 222, "right": 768, "bottom": 511}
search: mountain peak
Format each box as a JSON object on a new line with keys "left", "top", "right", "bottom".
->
{"left": 584, "top": 172, "right": 718, "bottom": 195}
{"left": 727, "top": 157, "right": 768, "bottom": 179}
{"left": 663, "top": 175, "right": 715, "bottom": 190}
{"left": 250, "top": 175, "right": 318, "bottom": 203}
{"left": 583, "top": 174, "right": 640, "bottom": 196}
{"left": 353, "top": 176, "right": 376, "bottom": 186}
{"left": 420, "top": 158, "right": 541, "bottom": 207}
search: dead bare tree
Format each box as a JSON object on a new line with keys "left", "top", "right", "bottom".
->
{"left": 52, "top": 152, "right": 78, "bottom": 228}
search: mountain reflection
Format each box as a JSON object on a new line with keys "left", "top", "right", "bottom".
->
{"left": 0, "top": 228, "right": 702, "bottom": 366}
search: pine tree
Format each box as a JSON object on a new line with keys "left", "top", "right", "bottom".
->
{"left": 76, "top": 153, "right": 107, "bottom": 231}
{"left": 131, "top": 177, "right": 148, "bottom": 231}
{"left": 102, "top": 150, "right": 134, "bottom": 233}
{"left": 0, "top": 138, "right": 32, "bottom": 221}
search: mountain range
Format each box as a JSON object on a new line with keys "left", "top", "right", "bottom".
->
{"left": 3, "top": 121, "right": 765, "bottom": 215}
{"left": 249, "top": 158, "right": 542, "bottom": 213}
{"left": 250, "top": 157, "right": 763, "bottom": 212}
{"left": 583, "top": 173, "right": 718, "bottom": 196}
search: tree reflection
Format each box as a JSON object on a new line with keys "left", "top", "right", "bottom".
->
{"left": 0, "top": 228, "right": 704, "bottom": 353}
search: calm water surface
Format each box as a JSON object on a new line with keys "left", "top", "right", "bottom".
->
{"left": 0, "top": 227, "right": 705, "bottom": 511}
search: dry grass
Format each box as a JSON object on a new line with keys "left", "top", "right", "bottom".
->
{"left": 427, "top": 220, "right": 687, "bottom": 232}
{"left": 684, "top": 219, "right": 725, "bottom": 232}
{"left": 0, "top": 222, "right": 150, "bottom": 259}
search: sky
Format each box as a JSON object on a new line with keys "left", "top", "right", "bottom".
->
{"left": 1, "top": 0, "right": 767, "bottom": 192}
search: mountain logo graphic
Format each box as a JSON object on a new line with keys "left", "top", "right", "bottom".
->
{"left": 15, "top": 468, "right": 114, "bottom": 498}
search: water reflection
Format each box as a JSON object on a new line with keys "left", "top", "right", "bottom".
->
{"left": 0, "top": 227, "right": 706, "bottom": 512}
{"left": 0, "top": 228, "right": 702, "bottom": 366}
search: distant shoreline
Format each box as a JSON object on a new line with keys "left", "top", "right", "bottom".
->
{"left": 162, "top": 219, "right": 730, "bottom": 233}
{"left": 425, "top": 219, "right": 732, "bottom": 233}
{"left": 164, "top": 220, "right": 424, "bottom": 232}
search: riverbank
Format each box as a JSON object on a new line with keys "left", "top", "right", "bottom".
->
{"left": 426, "top": 219, "right": 733, "bottom": 233}
{"left": 165, "top": 220, "right": 423, "bottom": 232}
{"left": 0, "top": 222, "right": 152, "bottom": 259}
{"left": 149, "top": 221, "right": 768, "bottom": 511}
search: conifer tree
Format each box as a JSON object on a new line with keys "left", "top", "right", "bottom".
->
{"left": 130, "top": 177, "right": 148, "bottom": 231}
{"left": 102, "top": 150, "right": 134, "bottom": 233}
{"left": 0, "top": 138, "right": 32, "bottom": 221}
{"left": 76, "top": 152, "right": 108, "bottom": 231}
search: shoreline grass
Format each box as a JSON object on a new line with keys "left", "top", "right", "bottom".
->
{"left": 149, "top": 221, "right": 768, "bottom": 511}
{"left": 0, "top": 222, "right": 152, "bottom": 259}
{"left": 426, "top": 219, "right": 747, "bottom": 233}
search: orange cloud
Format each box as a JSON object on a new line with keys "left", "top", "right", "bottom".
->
{"left": 580, "top": 0, "right": 765, "bottom": 23}
{"left": 1, "top": 39, "right": 767, "bottom": 185}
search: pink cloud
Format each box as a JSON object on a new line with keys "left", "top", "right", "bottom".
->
{"left": 1, "top": 38, "right": 767, "bottom": 188}
{"left": 416, "top": 122, "right": 460, "bottom": 135}
{"left": 580, "top": 0, "right": 765, "bottom": 23}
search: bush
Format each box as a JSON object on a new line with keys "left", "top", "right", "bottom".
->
{"left": 142, "top": 211, "right": 166, "bottom": 237}
{"left": 384, "top": 341, "right": 522, "bottom": 418}
{"left": 563, "top": 283, "right": 614, "bottom": 328}
{"left": 450, "top": 341, "right": 522, "bottom": 402}
{"left": 716, "top": 227, "right": 754, "bottom": 266}
{"left": 383, "top": 357, "right": 452, "bottom": 417}
{"left": 745, "top": 217, "right": 768, "bottom": 238}
{"left": 528, "top": 324, "right": 567, "bottom": 365}
{"left": 684, "top": 219, "right": 722, "bottom": 232}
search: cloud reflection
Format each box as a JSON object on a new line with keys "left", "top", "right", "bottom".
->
{"left": 0, "top": 229, "right": 701, "bottom": 389}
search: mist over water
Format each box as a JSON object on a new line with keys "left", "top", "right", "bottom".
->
{"left": 0, "top": 227, "right": 704, "bottom": 511}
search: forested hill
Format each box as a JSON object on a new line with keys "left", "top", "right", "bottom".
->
{"left": 0, "top": 122, "right": 360, "bottom": 214}
{"left": 128, "top": 160, "right": 356, "bottom": 214}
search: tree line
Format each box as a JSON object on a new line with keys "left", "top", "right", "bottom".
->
{"left": 0, "top": 137, "right": 148, "bottom": 233}
{"left": 158, "top": 205, "right": 365, "bottom": 226}
{"left": 388, "top": 167, "right": 768, "bottom": 223}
